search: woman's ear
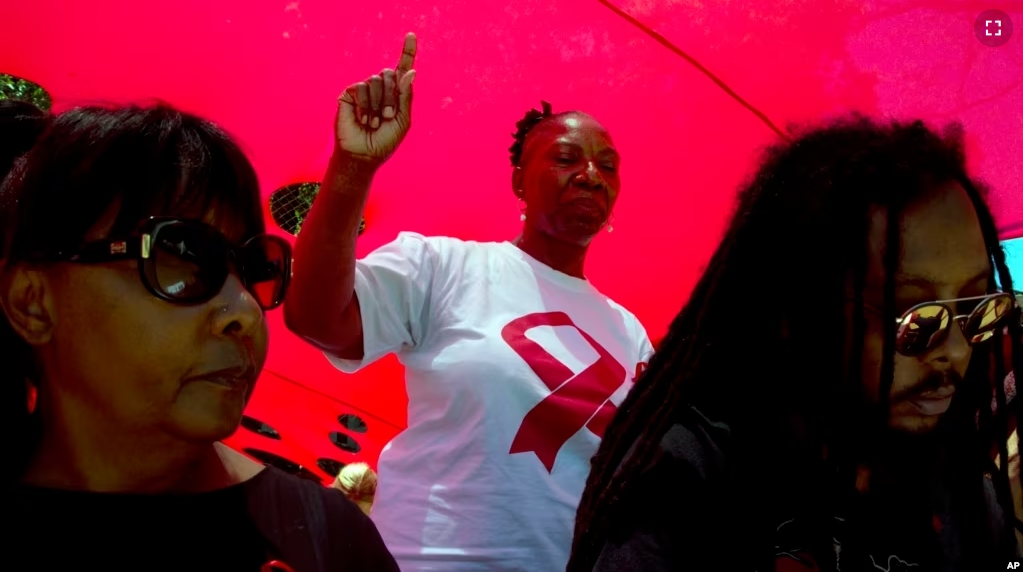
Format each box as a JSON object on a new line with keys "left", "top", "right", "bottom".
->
{"left": 0, "top": 264, "right": 56, "bottom": 345}
{"left": 511, "top": 166, "right": 524, "bottom": 198}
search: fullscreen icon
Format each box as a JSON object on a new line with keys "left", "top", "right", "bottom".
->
{"left": 975, "top": 9, "right": 1013, "bottom": 47}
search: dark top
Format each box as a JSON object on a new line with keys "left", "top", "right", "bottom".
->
{"left": 3, "top": 467, "right": 399, "bottom": 571}
{"left": 591, "top": 407, "right": 1020, "bottom": 572}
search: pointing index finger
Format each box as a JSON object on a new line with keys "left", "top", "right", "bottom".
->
{"left": 396, "top": 33, "right": 417, "bottom": 75}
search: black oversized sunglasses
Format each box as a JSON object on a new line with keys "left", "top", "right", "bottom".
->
{"left": 49, "top": 217, "right": 292, "bottom": 310}
{"left": 893, "top": 293, "right": 1017, "bottom": 356}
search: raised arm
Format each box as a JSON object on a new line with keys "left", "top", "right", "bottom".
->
{"left": 284, "top": 33, "right": 418, "bottom": 359}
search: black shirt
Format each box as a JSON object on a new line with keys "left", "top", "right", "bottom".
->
{"left": 591, "top": 407, "right": 1019, "bottom": 572}
{"left": 3, "top": 467, "right": 399, "bottom": 571}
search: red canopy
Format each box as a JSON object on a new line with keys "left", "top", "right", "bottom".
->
{"left": 3, "top": 0, "right": 1020, "bottom": 482}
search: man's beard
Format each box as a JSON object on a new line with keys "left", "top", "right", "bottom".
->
{"left": 877, "top": 370, "right": 971, "bottom": 477}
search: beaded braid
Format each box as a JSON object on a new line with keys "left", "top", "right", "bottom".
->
{"left": 509, "top": 101, "right": 555, "bottom": 167}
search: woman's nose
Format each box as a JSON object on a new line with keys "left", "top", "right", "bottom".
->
{"left": 211, "top": 273, "right": 264, "bottom": 337}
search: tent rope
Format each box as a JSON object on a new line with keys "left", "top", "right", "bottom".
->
{"left": 594, "top": 0, "right": 791, "bottom": 142}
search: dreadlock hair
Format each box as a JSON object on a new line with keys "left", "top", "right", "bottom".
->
{"left": 569, "top": 115, "right": 1022, "bottom": 571}
{"left": 509, "top": 100, "right": 560, "bottom": 167}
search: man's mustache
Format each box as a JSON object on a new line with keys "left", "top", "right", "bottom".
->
{"left": 891, "top": 371, "right": 962, "bottom": 402}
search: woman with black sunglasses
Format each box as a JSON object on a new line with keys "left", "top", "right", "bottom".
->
{"left": 0, "top": 100, "right": 398, "bottom": 571}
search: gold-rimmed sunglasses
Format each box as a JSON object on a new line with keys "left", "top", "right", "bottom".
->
{"left": 894, "top": 292, "right": 1018, "bottom": 356}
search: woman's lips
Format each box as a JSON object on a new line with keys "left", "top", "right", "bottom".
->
{"left": 564, "top": 198, "right": 606, "bottom": 217}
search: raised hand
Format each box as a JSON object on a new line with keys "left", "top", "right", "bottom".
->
{"left": 335, "top": 33, "right": 417, "bottom": 166}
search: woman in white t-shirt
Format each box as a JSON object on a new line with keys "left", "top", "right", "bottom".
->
{"left": 285, "top": 33, "right": 653, "bottom": 571}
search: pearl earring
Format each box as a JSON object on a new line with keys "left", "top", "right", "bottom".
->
{"left": 606, "top": 212, "right": 615, "bottom": 233}
{"left": 518, "top": 197, "right": 527, "bottom": 221}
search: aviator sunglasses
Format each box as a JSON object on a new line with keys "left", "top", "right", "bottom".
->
{"left": 893, "top": 292, "right": 1018, "bottom": 356}
{"left": 49, "top": 217, "right": 292, "bottom": 310}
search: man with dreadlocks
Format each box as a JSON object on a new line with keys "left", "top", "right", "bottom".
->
{"left": 568, "top": 117, "right": 1023, "bottom": 572}
{"left": 285, "top": 33, "right": 652, "bottom": 571}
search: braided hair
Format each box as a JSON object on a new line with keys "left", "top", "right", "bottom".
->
{"left": 569, "top": 116, "right": 1022, "bottom": 571}
{"left": 509, "top": 100, "right": 559, "bottom": 167}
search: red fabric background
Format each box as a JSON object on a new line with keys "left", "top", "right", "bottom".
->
{"left": 2, "top": 0, "right": 1020, "bottom": 481}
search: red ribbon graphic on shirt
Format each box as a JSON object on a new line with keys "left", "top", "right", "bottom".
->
{"left": 502, "top": 311, "right": 628, "bottom": 472}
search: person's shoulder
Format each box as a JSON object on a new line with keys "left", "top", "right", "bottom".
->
{"left": 581, "top": 293, "right": 651, "bottom": 356}
{"left": 591, "top": 291, "right": 645, "bottom": 329}
{"left": 605, "top": 407, "right": 734, "bottom": 556}
{"left": 246, "top": 470, "right": 399, "bottom": 571}
{"left": 247, "top": 468, "right": 366, "bottom": 524}
{"left": 393, "top": 231, "right": 471, "bottom": 249}
{"left": 662, "top": 407, "right": 729, "bottom": 466}
{"left": 392, "top": 232, "right": 493, "bottom": 262}
{"left": 640, "top": 407, "right": 731, "bottom": 483}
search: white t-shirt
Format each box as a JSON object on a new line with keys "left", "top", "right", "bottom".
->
{"left": 327, "top": 232, "right": 654, "bottom": 571}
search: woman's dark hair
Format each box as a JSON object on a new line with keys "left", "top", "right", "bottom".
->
{"left": 509, "top": 100, "right": 561, "bottom": 167}
{"left": 569, "top": 116, "right": 1022, "bottom": 570}
{"left": 0, "top": 103, "right": 265, "bottom": 483}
